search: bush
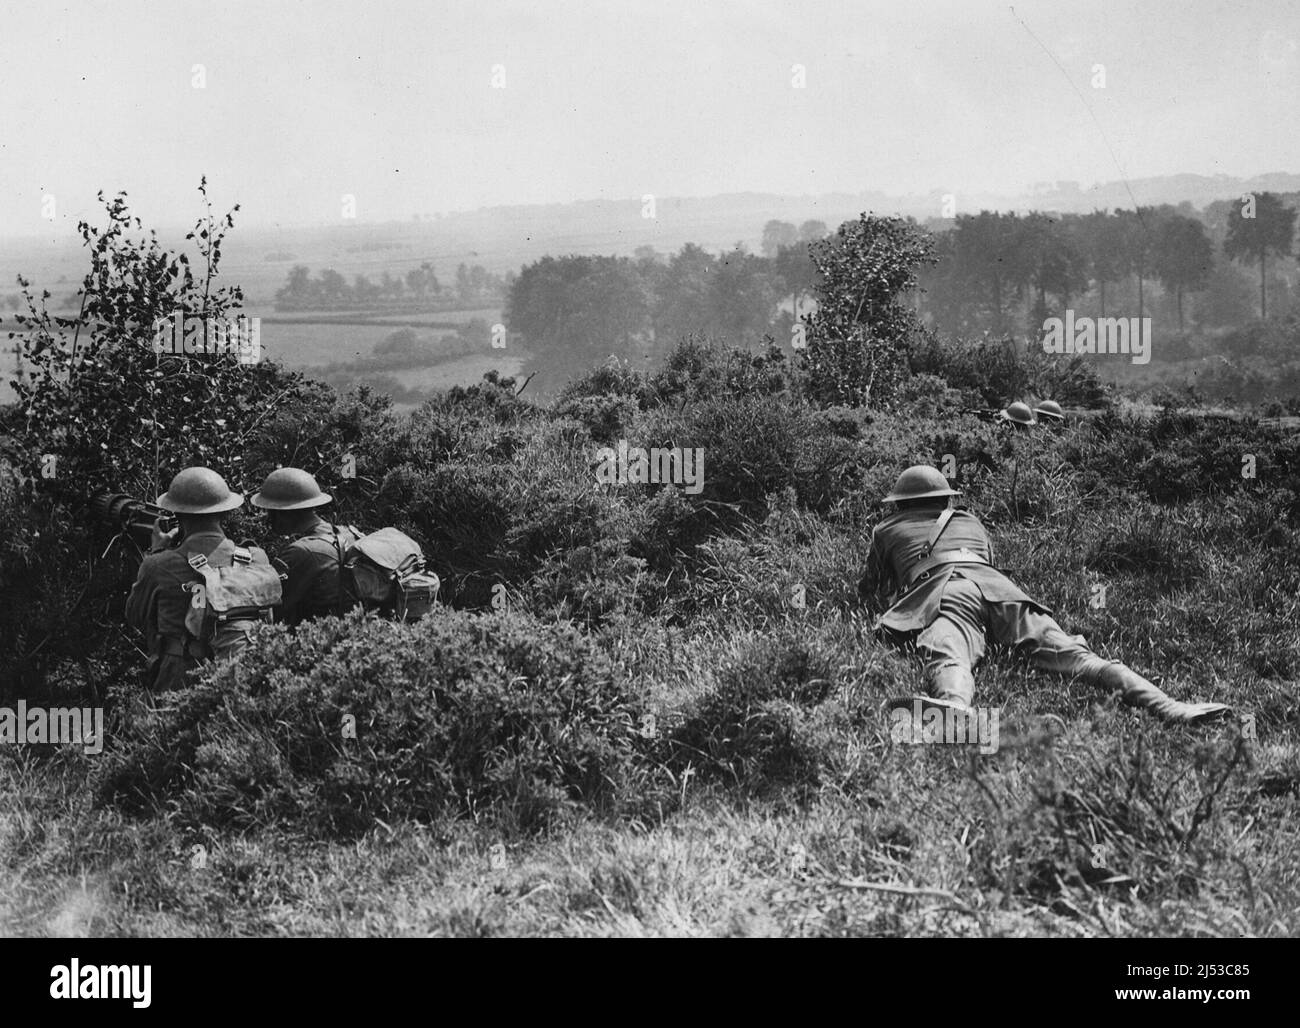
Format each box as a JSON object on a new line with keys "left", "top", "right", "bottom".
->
{"left": 646, "top": 337, "right": 797, "bottom": 406}
{"left": 665, "top": 634, "right": 835, "bottom": 794}
{"left": 94, "top": 609, "right": 654, "bottom": 837}
{"left": 555, "top": 393, "right": 639, "bottom": 442}
{"left": 558, "top": 358, "right": 650, "bottom": 406}
{"left": 909, "top": 334, "right": 1032, "bottom": 407}
{"left": 642, "top": 394, "right": 801, "bottom": 519}
{"left": 909, "top": 334, "right": 1111, "bottom": 410}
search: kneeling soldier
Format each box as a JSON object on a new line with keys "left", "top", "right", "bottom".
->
{"left": 250, "top": 467, "right": 361, "bottom": 625}
{"left": 126, "top": 467, "right": 276, "bottom": 690}
{"left": 858, "top": 465, "right": 1229, "bottom": 725}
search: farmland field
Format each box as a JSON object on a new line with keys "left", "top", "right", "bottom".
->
{"left": 259, "top": 321, "right": 399, "bottom": 366}
{"left": 0, "top": 305, "right": 510, "bottom": 404}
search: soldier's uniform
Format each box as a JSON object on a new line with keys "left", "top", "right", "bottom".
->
{"left": 127, "top": 533, "right": 272, "bottom": 690}
{"left": 860, "top": 466, "right": 1230, "bottom": 725}
{"left": 272, "top": 520, "right": 363, "bottom": 625}
{"left": 125, "top": 467, "right": 271, "bottom": 691}
{"left": 862, "top": 507, "right": 1110, "bottom": 702}
{"left": 251, "top": 467, "right": 362, "bottom": 626}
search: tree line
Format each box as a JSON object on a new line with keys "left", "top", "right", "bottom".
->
{"left": 918, "top": 195, "right": 1297, "bottom": 339}
{"left": 503, "top": 194, "right": 1298, "bottom": 393}
{"left": 274, "top": 261, "right": 512, "bottom": 312}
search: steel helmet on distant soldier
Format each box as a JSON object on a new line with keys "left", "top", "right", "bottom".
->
{"left": 1034, "top": 399, "right": 1065, "bottom": 423}
{"left": 882, "top": 465, "right": 961, "bottom": 503}
{"left": 250, "top": 467, "right": 333, "bottom": 510}
{"left": 1001, "top": 401, "right": 1037, "bottom": 426}
{"left": 155, "top": 467, "right": 244, "bottom": 514}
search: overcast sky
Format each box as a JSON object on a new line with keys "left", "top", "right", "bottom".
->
{"left": 1, "top": 0, "right": 1297, "bottom": 236}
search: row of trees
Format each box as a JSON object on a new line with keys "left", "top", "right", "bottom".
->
{"left": 504, "top": 194, "right": 1298, "bottom": 395}
{"left": 918, "top": 194, "right": 1297, "bottom": 338}
{"left": 761, "top": 218, "right": 828, "bottom": 257}
{"left": 504, "top": 243, "right": 821, "bottom": 390}
{"left": 274, "top": 261, "right": 511, "bottom": 311}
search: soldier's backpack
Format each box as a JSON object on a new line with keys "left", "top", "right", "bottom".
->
{"left": 337, "top": 526, "right": 440, "bottom": 622}
{"left": 182, "top": 547, "right": 284, "bottom": 661}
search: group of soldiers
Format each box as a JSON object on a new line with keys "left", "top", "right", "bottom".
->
{"left": 125, "top": 466, "right": 354, "bottom": 691}
{"left": 973, "top": 398, "right": 1066, "bottom": 429}
{"left": 126, "top": 449, "right": 1230, "bottom": 729}
{"left": 1003, "top": 399, "right": 1064, "bottom": 428}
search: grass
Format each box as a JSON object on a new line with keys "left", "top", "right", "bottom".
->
{"left": 3, "top": 359, "right": 1299, "bottom": 937}
{"left": 4, "top": 709, "right": 1290, "bottom": 937}
{"left": 3, "top": 529, "right": 1297, "bottom": 936}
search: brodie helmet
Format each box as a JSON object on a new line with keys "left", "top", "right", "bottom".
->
{"left": 155, "top": 467, "right": 244, "bottom": 514}
{"left": 1001, "top": 401, "right": 1037, "bottom": 426}
{"left": 249, "top": 467, "right": 333, "bottom": 510}
{"left": 1034, "top": 399, "right": 1065, "bottom": 423}
{"left": 882, "top": 465, "right": 961, "bottom": 504}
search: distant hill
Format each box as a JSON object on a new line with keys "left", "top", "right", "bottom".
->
{"left": 217, "top": 170, "right": 1300, "bottom": 286}
{"left": 3, "top": 172, "right": 1297, "bottom": 310}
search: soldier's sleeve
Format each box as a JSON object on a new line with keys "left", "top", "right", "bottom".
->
{"left": 973, "top": 514, "right": 996, "bottom": 565}
{"left": 125, "top": 558, "right": 155, "bottom": 633}
{"left": 273, "top": 542, "right": 317, "bottom": 625}
{"left": 857, "top": 530, "right": 893, "bottom": 610}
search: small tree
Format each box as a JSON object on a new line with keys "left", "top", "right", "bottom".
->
{"left": 4, "top": 180, "right": 322, "bottom": 504}
{"left": 802, "top": 213, "right": 936, "bottom": 407}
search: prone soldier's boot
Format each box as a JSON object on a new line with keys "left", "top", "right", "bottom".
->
{"left": 1092, "top": 662, "right": 1230, "bottom": 725}
{"left": 889, "top": 662, "right": 976, "bottom": 715}
{"left": 929, "top": 663, "right": 975, "bottom": 712}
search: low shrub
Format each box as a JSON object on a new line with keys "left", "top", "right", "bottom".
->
{"left": 664, "top": 633, "right": 836, "bottom": 794}
{"left": 94, "top": 610, "right": 655, "bottom": 837}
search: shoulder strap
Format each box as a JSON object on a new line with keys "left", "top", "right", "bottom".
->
{"left": 184, "top": 554, "right": 220, "bottom": 642}
{"left": 919, "top": 508, "right": 956, "bottom": 560}
{"left": 332, "top": 521, "right": 346, "bottom": 617}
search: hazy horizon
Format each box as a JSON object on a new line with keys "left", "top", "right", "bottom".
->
{"left": 2, "top": 0, "right": 1298, "bottom": 240}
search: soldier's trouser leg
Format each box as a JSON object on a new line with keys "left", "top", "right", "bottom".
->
{"left": 985, "top": 603, "right": 1229, "bottom": 724}
{"left": 984, "top": 603, "right": 1109, "bottom": 679}
{"left": 915, "top": 579, "right": 986, "bottom": 710}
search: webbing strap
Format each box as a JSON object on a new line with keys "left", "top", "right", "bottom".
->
{"left": 901, "top": 548, "right": 990, "bottom": 591}
{"left": 920, "top": 508, "right": 956, "bottom": 559}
